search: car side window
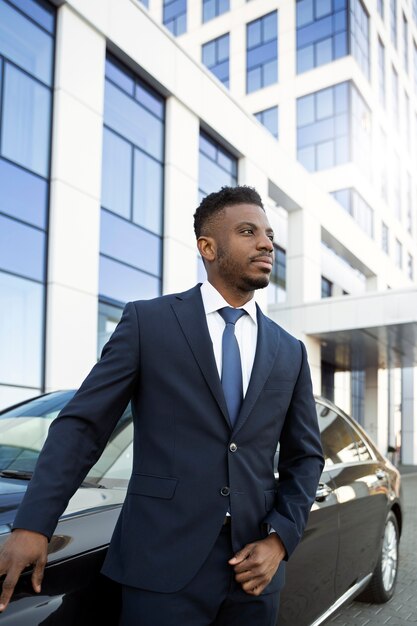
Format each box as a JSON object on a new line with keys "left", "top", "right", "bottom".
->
{"left": 317, "top": 404, "right": 360, "bottom": 467}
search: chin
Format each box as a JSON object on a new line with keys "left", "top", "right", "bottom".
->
{"left": 241, "top": 275, "right": 270, "bottom": 291}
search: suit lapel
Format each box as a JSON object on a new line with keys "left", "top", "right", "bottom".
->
{"left": 233, "top": 306, "right": 280, "bottom": 436}
{"left": 171, "top": 285, "right": 231, "bottom": 427}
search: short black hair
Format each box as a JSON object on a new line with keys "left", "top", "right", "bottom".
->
{"left": 193, "top": 185, "right": 264, "bottom": 239}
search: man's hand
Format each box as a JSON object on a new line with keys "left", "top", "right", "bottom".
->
{"left": 228, "top": 533, "right": 286, "bottom": 596}
{"left": 0, "top": 529, "right": 48, "bottom": 611}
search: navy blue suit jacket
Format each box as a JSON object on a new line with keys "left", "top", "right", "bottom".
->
{"left": 14, "top": 285, "right": 324, "bottom": 594}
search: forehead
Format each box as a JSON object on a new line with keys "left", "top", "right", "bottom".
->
{"left": 221, "top": 203, "right": 271, "bottom": 227}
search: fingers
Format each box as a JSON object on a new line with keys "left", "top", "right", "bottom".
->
{"left": 31, "top": 557, "right": 46, "bottom": 594}
{"left": 228, "top": 543, "right": 255, "bottom": 566}
{"left": 0, "top": 568, "right": 21, "bottom": 611}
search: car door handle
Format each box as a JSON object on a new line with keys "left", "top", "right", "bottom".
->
{"left": 375, "top": 469, "right": 386, "bottom": 480}
{"left": 315, "top": 483, "right": 333, "bottom": 502}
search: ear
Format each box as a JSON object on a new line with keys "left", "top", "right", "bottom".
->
{"left": 197, "top": 236, "right": 216, "bottom": 264}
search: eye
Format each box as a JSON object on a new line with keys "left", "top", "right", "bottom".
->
{"left": 242, "top": 228, "right": 254, "bottom": 235}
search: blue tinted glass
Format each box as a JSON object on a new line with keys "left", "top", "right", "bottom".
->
{"left": 100, "top": 210, "right": 161, "bottom": 276}
{"left": 263, "top": 59, "right": 278, "bottom": 85}
{"left": 104, "top": 81, "right": 164, "bottom": 160}
{"left": 0, "top": 271, "right": 43, "bottom": 387}
{"left": 133, "top": 150, "right": 163, "bottom": 235}
{"left": 135, "top": 82, "right": 164, "bottom": 119}
{"left": 6, "top": 0, "right": 55, "bottom": 33}
{"left": 298, "top": 15, "right": 332, "bottom": 46}
{"left": 0, "top": 158, "right": 47, "bottom": 229}
{"left": 105, "top": 57, "right": 135, "bottom": 95}
{"left": 2, "top": 64, "right": 51, "bottom": 177}
{"left": 247, "top": 20, "right": 261, "bottom": 48}
{"left": 332, "top": 188, "right": 351, "bottom": 212}
{"left": 0, "top": 214, "right": 45, "bottom": 281}
{"left": 202, "top": 41, "right": 216, "bottom": 66}
{"left": 99, "top": 256, "right": 161, "bottom": 304}
{"left": 101, "top": 128, "right": 132, "bottom": 219}
{"left": 334, "top": 31, "right": 348, "bottom": 57}
{"left": 212, "top": 60, "right": 229, "bottom": 82}
{"left": 138, "top": 0, "right": 149, "bottom": 6}
{"left": 334, "top": 81, "right": 348, "bottom": 111}
{"left": 199, "top": 153, "right": 236, "bottom": 197}
{"left": 333, "top": 8, "right": 346, "bottom": 30}
{"left": 203, "top": 0, "right": 215, "bottom": 22}
{"left": 0, "top": 0, "right": 53, "bottom": 85}
{"left": 263, "top": 12, "right": 277, "bottom": 40}
{"left": 335, "top": 136, "right": 349, "bottom": 163}
{"left": 175, "top": 12, "right": 187, "bottom": 35}
{"left": 297, "top": 94, "right": 315, "bottom": 125}
{"left": 316, "top": 37, "right": 332, "bottom": 65}
{"left": 164, "top": 0, "right": 186, "bottom": 21}
{"left": 297, "top": 0, "right": 314, "bottom": 27}
{"left": 247, "top": 40, "right": 277, "bottom": 67}
{"left": 298, "top": 146, "right": 315, "bottom": 171}
{"left": 316, "top": 87, "right": 334, "bottom": 118}
{"left": 297, "top": 45, "right": 315, "bottom": 72}
{"left": 247, "top": 67, "right": 261, "bottom": 92}
{"left": 199, "top": 134, "right": 217, "bottom": 160}
{"left": 334, "top": 113, "right": 348, "bottom": 136}
{"left": 217, "top": 34, "right": 229, "bottom": 61}
{"left": 219, "top": 0, "right": 230, "bottom": 14}
{"left": 316, "top": 0, "right": 332, "bottom": 18}
{"left": 316, "top": 140, "right": 334, "bottom": 169}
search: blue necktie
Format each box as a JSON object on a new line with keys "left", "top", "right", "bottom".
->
{"left": 218, "top": 307, "right": 247, "bottom": 427}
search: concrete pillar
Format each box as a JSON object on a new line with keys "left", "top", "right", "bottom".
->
{"left": 303, "top": 335, "right": 321, "bottom": 396}
{"left": 163, "top": 97, "right": 199, "bottom": 294}
{"left": 376, "top": 368, "right": 389, "bottom": 455}
{"left": 286, "top": 208, "right": 322, "bottom": 305}
{"left": 364, "top": 366, "right": 378, "bottom": 445}
{"left": 401, "top": 367, "right": 417, "bottom": 465}
{"left": 45, "top": 5, "right": 105, "bottom": 391}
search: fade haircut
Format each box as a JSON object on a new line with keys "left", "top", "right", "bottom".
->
{"left": 193, "top": 186, "right": 264, "bottom": 239}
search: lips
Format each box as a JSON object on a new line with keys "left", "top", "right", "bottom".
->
{"left": 251, "top": 256, "right": 273, "bottom": 270}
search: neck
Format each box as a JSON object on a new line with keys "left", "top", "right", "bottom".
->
{"left": 207, "top": 278, "right": 254, "bottom": 308}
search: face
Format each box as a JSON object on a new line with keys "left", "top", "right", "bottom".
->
{"left": 199, "top": 203, "right": 275, "bottom": 295}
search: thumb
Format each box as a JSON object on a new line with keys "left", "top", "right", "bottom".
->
{"left": 228, "top": 544, "right": 253, "bottom": 565}
{"left": 31, "top": 558, "right": 46, "bottom": 594}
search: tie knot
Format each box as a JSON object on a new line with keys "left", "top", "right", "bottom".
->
{"left": 218, "top": 307, "right": 247, "bottom": 326}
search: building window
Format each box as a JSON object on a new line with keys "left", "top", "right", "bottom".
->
{"left": 378, "top": 37, "right": 386, "bottom": 107}
{"left": 202, "top": 33, "right": 229, "bottom": 87}
{"left": 138, "top": 0, "right": 149, "bottom": 6}
{"left": 297, "top": 82, "right": 349, "bottom": 172}
{"left": 391, "top": 65, "right": 399, "bottom": 131}
{"left": 351, "top": 83, "right": 371, "bottom": 177}
{"left": 395, "top": 238, "right": 402, "bottom": 268}
{"left": 406, "top": 172, "right": 412, "bottom": 234}
{"left": 198, "top": 131, "right": 237, "bottom": 200}
{"left": 382, "top": 221, "right": 389, "bottom": 253}
{"left": 163, "top": 0, "right": 187, "bottom": 36}
{"left": 0, "top": 0, "right": 55, "bottom": 407}
{"left": 378, "top": 0, "right": 384, "bottom": 19}
{"left": 296, "top": 0, "right": 348, "bottom": 74}
{"left": 402, "top": 13, "right": 409, "bottom": 72}
{"left": 390, "top": 0, "right": 397, "bottom": 48}
{"left": 413, "top": 41, "right": 417, "bottom": 94}
{"left": 268, "top": 245, "right": 286, "bottom": 304}
{"left": 379, "top": 127, "right": 388, "bottom": 202}
{"left": 391, "top": 151, "right": 401, "bottom": 221}
{"left": 407, "top": 253, "right": 414, "bottom": 280}
{"left": 100, "top": 55, "right": 165, "bottom": 308}
{"left": 350, "top": 0, "right": 370, "bottom": 79}
{"left": 254, "top": 106, "right": 279, "bottom": 138}
{"left": 321, "top": 276, "right": 333, "bottom": 298}
{"left": 332, "top": 188, "right": 374, "bottom": 238}
{"left": 246, "top": 11, "right": 278, "bottom": 93}
{"left": 203, "top": 0, "right": 229, "bottom": 23}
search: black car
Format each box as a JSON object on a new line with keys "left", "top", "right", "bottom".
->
{"left": 0, "top": 392, "right": 402, "bottom": 626}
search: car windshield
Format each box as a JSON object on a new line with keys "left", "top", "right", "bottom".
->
{"left": 0, "top": 391, "right": 134, "bottom": 488}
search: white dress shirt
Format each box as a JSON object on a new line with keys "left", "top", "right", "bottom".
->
{"left": 200, "top": 280, "right": 258, "bottom": 396}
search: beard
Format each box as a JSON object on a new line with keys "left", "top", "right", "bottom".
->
{"left": 217, "top": 246, "right": 270, "bottom": 292}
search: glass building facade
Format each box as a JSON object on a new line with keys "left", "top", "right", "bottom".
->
{"left": 202, "top": 0, "right": 229, "bottom": 23}
{"left": 246, "top": 11, "right": 278, "bottom": 93}
{"left": 349, "top": 0, "right": 369, "bottom": 79}
{"left": 202, "top": 33, "right": 230, "bottom": 87}
{"left": 163, "top": 0, "right": 187, "bottom": 36}
{"left": 268, "top": 245, "right": 286, "bottom": 304}
{"left": 297, "top": 81, "right": 371, "bottom": 174}
{"left": 0, "top": 0, "right": 55, "bottom": 406}
{"left": 332, "top": 188, "right": 374, "bottom": 238}
{"left": 254, "top": 106, "right": 279, "bottom": 138}
{"left": 98, "top": 55, "right": 165, "bottom": 353}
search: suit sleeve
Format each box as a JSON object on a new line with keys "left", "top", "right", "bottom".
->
{"left": 264, "top": 341, "right": 324, "bottom": 559}
{"left": 13, "top": 301, "right": 140, "bottom": 539}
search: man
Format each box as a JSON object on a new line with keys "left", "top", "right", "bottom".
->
{"left": 0, "top": 185, "right": 323, "bottom": 625}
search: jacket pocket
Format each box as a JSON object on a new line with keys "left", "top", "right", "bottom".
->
{"left": 129, "top": 473, "right": 178, "bottom": 499}
{"left": 264, "top": 489, "right": 276, "bottom": 512}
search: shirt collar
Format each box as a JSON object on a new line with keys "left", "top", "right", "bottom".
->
{"left": 200, "top": 281, "right": 258, "bottom": 325}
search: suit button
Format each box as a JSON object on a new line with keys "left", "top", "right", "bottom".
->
{"left": 229, "top": 443, "right": 237, "bottom": 452}
{"left": 220, "top": 486, "right": 230, "bottom": 497}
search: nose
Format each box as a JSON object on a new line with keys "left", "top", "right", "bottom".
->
{"left": 257, "top": 232, "right": 274, "bottom": 252}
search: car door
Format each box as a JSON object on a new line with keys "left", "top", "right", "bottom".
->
{"left": 278, "top": 402, "right": 340, "bottom": 626}
{"left": 324, "top": 409, "right": 389, "bottom": 598}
